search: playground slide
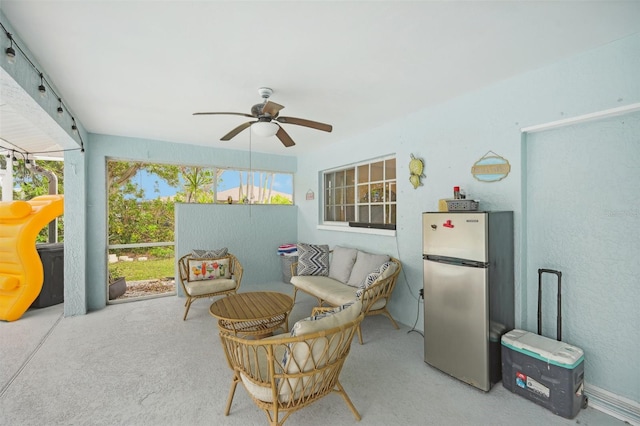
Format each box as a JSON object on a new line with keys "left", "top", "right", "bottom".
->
{"left": 0, "top": 195, "right": 64, "bottom": 321}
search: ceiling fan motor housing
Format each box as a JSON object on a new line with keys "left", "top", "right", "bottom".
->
{"left": 252, "top": 103, "right": 274, "bottom": 118}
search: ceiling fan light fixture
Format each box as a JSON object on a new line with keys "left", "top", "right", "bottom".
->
{"left": 252, "top": 121, "right": 279, "bottom": 137}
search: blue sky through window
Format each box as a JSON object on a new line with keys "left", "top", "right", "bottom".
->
{"left": 135, "top": 169, "right": 293, "bottom": 200}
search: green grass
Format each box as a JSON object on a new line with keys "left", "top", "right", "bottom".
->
{"left": 109, "top": 257, "right": 175, "bottom": 281}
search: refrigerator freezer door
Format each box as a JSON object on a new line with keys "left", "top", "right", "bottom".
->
{"left": 423, "top": 259, "right": 490, "bottom": 391}
{"left": 422, "top": 212, "right": 487, "bottom": 262}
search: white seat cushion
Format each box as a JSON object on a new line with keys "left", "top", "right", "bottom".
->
{"left": 184, "top": 278, "right": 236, "bottom": 296}
{"left": 291, "top": 276, "right": 355, "bottom": 305}
{"left": 291, "top": 275, "right": 386, "bottom": 310}
{"left": 240, "top": 334, "right": 289, "bottom": 403}
{"left": 282, "top": 301, "right": 362, "bottom": 399}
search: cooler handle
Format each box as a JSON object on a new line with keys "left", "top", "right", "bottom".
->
{"left": 537, "top": 268, "right": 562, "bottom": 341}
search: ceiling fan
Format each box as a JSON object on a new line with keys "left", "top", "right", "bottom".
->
{"left": 193, "top": 87, "right": 332, "bottom": 147}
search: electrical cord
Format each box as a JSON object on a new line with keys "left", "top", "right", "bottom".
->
{"left": 393, "top": 227, "right": 419, "bottom": 301}
{"left": 393, "top": 223, "right": 424, "bottom": 337}
{"left": 407, "top": 292, "right": 424, "bottom": 337}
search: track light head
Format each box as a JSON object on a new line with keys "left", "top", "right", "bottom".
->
{"left": 5, "top": 46, "right": 15, "bottom": 64}
{"left": 5, "top": 33, "right": 15, "bottom": 64}
{"left": 57, "top": 98, "right": 63, "bottom": 116}
{"left": 38, "top": 73, "right": 46, "bottom": 97}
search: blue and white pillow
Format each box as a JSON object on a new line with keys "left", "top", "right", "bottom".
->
{"left": 356, "top": 261, "right": 395, "bottom": 298}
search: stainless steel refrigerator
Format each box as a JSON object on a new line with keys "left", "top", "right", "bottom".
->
{"left": 422, "top": 211, "right": 514, "bottom": 391}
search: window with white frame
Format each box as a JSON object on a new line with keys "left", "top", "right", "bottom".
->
{"left": 323, "top": 156, "right": 396, "bottom": 228}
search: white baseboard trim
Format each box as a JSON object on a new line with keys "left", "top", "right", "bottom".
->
{"left": 585, "top": 383, "right": 640, "bottom": 426}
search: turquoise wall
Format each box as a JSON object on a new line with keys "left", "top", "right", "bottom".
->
{"left": 175, "top": 203, "right": 297, "bottom": 290}
{"left": 295, "top": 34, "right": 640, "bottom": 404}
{"left": 525, "top": 112, "right": 640, "bottom": 402}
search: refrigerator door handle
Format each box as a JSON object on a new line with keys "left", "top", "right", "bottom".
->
{"left": 424, "top": 254, "right": 488, "bottom": 268}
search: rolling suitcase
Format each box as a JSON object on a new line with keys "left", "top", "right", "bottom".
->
{"left": 501, "top": 269, "right": 587, "bottom": 419}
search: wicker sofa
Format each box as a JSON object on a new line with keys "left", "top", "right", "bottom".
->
{"left": 289, "top": 244, "right": 401, "bottom": 344}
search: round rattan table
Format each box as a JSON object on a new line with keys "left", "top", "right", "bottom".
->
{"left": 209, "top": 291, "right": 294, "bottom": 337}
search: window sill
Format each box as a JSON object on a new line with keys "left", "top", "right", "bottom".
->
{"left": 316, "top": 224, "right": 396, "bottom": 237}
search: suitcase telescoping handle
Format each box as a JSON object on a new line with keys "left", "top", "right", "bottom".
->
{"left": 538, "top": 268, "right": 562, "bottom": 341}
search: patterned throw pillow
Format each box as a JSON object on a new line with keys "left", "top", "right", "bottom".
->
{"left": 191, "top": 247, "right": 228, "bottom": 258}
{"left": 187, "top": 258, "right": 230, "bottom": 281}
{"left": 356, "top": 261, "right": 395, "bottom": 298}
{"left": 296, "top": 243, "right": 329, "bottom": 276}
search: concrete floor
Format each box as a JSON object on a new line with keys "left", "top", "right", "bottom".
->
{"left": 0, "top": 280, "right": 627, "bottom": 425}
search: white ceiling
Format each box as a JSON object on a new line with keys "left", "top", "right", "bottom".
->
{"left": 2, "top": 1, "right": 640, "bottom": 158}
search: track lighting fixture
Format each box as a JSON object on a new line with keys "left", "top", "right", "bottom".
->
{"left": 5, "top": 33, "right": 15, "bottom": 64}
{"left": 38, "top": 73, "right": 46, "bottom": 97}
{"left": 1, "top": 20, "right": 84, "bottom": 153}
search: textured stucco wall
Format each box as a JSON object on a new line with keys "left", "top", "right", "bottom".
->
{"left": 526, "top": 112, "right": 640, "bottom": 402}
{"left": 296, "top": 33, "right": 640, "bottom": 402}
{"left": 175, "top": 203, "right": 297, "bottom": 291}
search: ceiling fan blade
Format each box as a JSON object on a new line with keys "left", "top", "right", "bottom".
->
{"left": 193, "top": 112, "right": 254, "bottom": 118}
{"left": 276, "top": 116, "right": 332, "bottom": 132}
{"left": 275, "top": 125, "right": 296, "bottom": 147}
{"left": 221, "top": 121, "right": 255, "bottom": 141}
{"left": 261, "top": 101, "right": 285, "bottom": 117}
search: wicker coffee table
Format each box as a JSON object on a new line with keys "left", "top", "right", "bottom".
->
{"left": 209, "top": 291, "right": 294, "bottom": 337}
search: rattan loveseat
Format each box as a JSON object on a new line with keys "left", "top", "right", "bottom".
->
{"left": 289, "top": 244, "right": 401, "bottom": 344}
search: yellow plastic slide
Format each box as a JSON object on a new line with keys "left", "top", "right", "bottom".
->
{"left": 0, "top": 195, "right": 64, "bottom": 321}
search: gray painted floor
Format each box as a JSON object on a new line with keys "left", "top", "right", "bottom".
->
{"left": 1, "top": 281, "right": 626, "bottom": 425}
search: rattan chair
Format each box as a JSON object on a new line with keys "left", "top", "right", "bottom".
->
{"left": 177, "top": 253, "right": 243, "bottom": 320}
{"left": 291, "top": 257, "right": 402, "bottom": 344}
{"left": 219, "top": 310, "right": 364, "bottom": 426}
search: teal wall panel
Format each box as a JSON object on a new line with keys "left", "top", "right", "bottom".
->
{"left": 175, "top": 203, "right": 297, "bottom": 288}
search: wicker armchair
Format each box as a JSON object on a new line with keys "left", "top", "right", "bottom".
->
{"left": 291, "top": 256, "right": 402, "bottom": 344}
{"left": 219, "top": 307, "right": 364, "bottom": 425}
{"left": 177, "top": 253, "right": 243, "bottom": 320}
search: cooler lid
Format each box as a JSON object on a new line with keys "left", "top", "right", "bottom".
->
{"left": 501, "top": 329, "right": 584, "bottom": 368}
